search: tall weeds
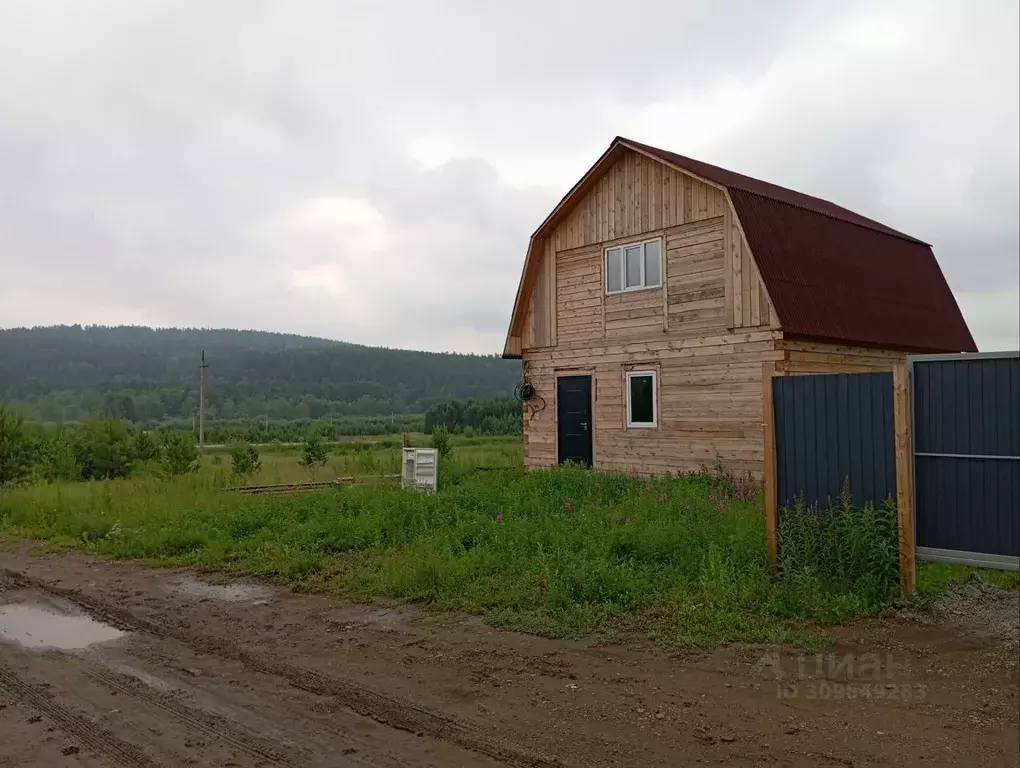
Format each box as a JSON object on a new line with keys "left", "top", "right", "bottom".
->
{"left": 778, "top": 487, "right": 900, "bottom": 619}
{"left": 0, "top": 464, "right": 903, "bottom": 648}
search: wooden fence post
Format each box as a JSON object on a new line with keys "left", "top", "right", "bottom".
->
{"left": 762, "top": 362, "right": 778, "bottom": 567}
{"left": 893, "top": 363, "right": 916, "bottom": 596}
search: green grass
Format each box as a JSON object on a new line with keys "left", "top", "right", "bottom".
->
{"left": 0, "top": 446, "right": 930, "bottom": 650}
{"left": 916, "top": 561, "right": 1020, "bottom": 598}
{"left": 200, "top": 439, "right": 522, "bottom": 485}
{"left": 5, "top": 438, "right": 1004, "bottom": 649}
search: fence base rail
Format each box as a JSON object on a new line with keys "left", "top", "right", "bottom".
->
{"left": 916, "top": 546, "right": 1019, "bottom": 572}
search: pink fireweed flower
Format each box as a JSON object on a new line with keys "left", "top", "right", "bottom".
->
{"left": 496, "top": 513, "right": 504, "bottom": 523}
{"left": 563, "top": 501, "right": 573, "bottom": 514}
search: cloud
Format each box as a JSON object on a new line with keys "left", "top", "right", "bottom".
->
{"left": 0, "top": 0, "right": 1016, "bottom": 353}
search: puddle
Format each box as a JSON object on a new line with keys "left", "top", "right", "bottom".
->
{"left": 111, "top": 663, "right": 178, "bottom": 693}
{"left": 0, "top": 603, "right": 126, "bottom": 651}
{"left": 170, "top": 579, "right": 275, "bottom": 604}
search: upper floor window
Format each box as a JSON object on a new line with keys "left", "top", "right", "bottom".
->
{"left": 605, "top": 239, "right": 662, "bottom": 294}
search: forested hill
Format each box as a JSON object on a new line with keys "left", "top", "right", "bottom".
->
{"left": 0, "top": 325, "right": 520, "bottom": 423}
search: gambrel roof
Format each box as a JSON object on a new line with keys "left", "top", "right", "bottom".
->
{"left": 504, "top": 137, "right": 976, "bottom": 357}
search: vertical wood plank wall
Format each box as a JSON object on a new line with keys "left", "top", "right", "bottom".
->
{"left": 726, "top": 204, "right": 776, "bottom": 330}
{"left": 521, "top": 150, "right": 785, "bottom": 476}
{"left": 522, "top": 151, "right": 778, "bottom": 350}
{"left": 518, "top": 148, "right": 912, "bottom": 478}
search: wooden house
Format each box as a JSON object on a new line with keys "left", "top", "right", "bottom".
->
{"left": 503, "top": 137, "right": 975, "bottom": 477}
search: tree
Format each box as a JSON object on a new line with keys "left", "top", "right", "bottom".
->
{"left": 430, "top": 427, "right": 453, "bottom": 460}
{"left": 159, "top": 431, "right": 200, "bottom": 477}
{"left": 0, "top": 402, "right": 36, "bottom": 486}
{"left": 299, "top": 432, "right": 329, "bottom": 478}
{"left": 75, "top": 414, "right": 133, "bottom": 480}
{"left": 230, "top": 442, "right": 262, "bottom": 481}
{"left": 132, "top": 430, "right": 159, "bottom": 462}
{"left": 38, "top": 425, "right": 81, "bottom": 482}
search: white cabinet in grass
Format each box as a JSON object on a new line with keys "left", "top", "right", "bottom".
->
{"left": 402, "top": 448, "right": 438, "bottom": 491}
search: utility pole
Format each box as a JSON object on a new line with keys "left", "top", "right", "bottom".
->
{"left": 199, "top": 351, "right": 208, "bottom": 453}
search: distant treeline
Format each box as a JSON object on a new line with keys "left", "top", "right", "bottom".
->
{"left": 0, "top": 325, "right": 521, "bottom": 422}
{"left": 424, "top": 397, "right": 520, "bottom": 435}
{"left": 182, "top": 415, "right": 426, "bottom": 444}
{"left": 13, "top": 397, "right": 521, "bottom": 442}
{"left": 96, "top": 394, "right": 522, "bottom": 443}
{"left": 0, "top": 397, "right": 522, "bottom": 487}
{"left": 18, "top": 390, "right": 426, "bottom": 426}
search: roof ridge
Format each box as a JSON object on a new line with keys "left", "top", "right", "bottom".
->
{"left": 616, "top": 136, "right": 929, "bottom": 246}
{"left": 729, "top": 187, "right": 931, "bottom": 247}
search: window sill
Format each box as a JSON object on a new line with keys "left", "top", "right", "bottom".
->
{"left": 607, "top": 284, "right": 661, "bottom": 297}
{"left": 626, "top": 423, "right": 658, "bottom": 429}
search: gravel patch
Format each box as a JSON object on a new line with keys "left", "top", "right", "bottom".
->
{"left": 932, "top": 574, "right": 1020, "bottom": 646}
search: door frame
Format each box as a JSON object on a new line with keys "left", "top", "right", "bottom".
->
{"left": 554, "top": 368, "right": 595, "bottom": 468}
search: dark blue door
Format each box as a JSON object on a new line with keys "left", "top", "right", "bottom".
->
{"left": 557, "top": 375, "right": 592, "bottom": 467}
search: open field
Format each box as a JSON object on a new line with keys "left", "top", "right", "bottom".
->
{"left": 0, "top": 440, "right": 1015, "bottom": 648}
{"left": 203, "top": 435, "right": 523, "bottom": 485}
{"left": 3, "top": 462, "right": 794, "bottom": 647}
{"left": 1, "top": 438, "right": 1018, "bottom": 765}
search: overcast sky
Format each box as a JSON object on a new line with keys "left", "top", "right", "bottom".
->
{"left": 1, "top": 1, "right": 1017, "bottom": 354}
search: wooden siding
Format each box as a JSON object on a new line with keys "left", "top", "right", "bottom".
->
{"left": 522, "top": 239, "right": 555, "bottom": 349}
{"left": 725, "top": 199, "right": 776, "bottom": 330}
{"left": 550, "top": 148, "right": 727, "bottom": 253}
{"left": 520, "top": 152, "right": 783, "bottom": 477}
{"left": 522, "top": 330, "right": 782, "bottom": 476}
{"left": 517, "top": 149, "right": 914, "bottom": 479}
{"left": 776, "top": 339, "right": 907, "bottom": 374}
{"left": 522, "top": 210, "right": 785, "bottom": 476}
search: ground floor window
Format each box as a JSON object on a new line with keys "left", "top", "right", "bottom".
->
{"left": 626, "top": 370, "right": 657, "bottom": 428}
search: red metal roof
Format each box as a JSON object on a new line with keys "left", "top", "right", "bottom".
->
{"left": 622, "top": 138, "right": 976, "bottom": 353}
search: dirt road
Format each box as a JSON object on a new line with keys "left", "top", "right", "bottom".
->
{"left": 0, "top": 545, "right": 1016, "bottom": 767}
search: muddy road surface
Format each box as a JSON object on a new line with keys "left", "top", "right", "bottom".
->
{"left": 0, "top": 546, "right": 1017, "bottom": 767}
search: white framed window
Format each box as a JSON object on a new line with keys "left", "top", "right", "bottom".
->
{"left": 626, "top": 370, "right": 657, "bottom": 428}
{"left": 605, "top": 238, "right": 662, "bottom": 294}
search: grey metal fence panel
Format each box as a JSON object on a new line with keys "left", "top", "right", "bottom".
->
{"left": 774, "top": 372, "right": 895, "bottom": 512}
{"left": 912, "top": 353, "right": 1020, "bottom": 564}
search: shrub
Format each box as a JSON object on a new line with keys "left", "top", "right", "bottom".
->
{"left": 299, "top": 432, "right": 329, "bottom": 477}
{"left": 159, "top": 431, "right": 200, "bottom": 477}
{"left": 132, "top": 430, "right": 160, "bottom": 462}
{"left": 230, "top": 443, "right": 262, "bottom": 481}
{"left": 75, "top": 415, "right": 133, "bottom": 481}
{"left": 38, "top": 426, "right": 81, "bottom": 482}
{"left": 0, "top": 403, "right": 37, "bottom": 486}
{"left": 430, "top": 427, "right": 452, "bottom": 460}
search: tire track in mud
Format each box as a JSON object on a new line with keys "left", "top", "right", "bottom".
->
{"left": 81, "top": 664, "right": 308, "bottom": 767}
{"left": 0, "top": 664, "right": 162, "bottom": 768}
{"left": 3, "top": 568, "right": 563, "bottom": 768}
